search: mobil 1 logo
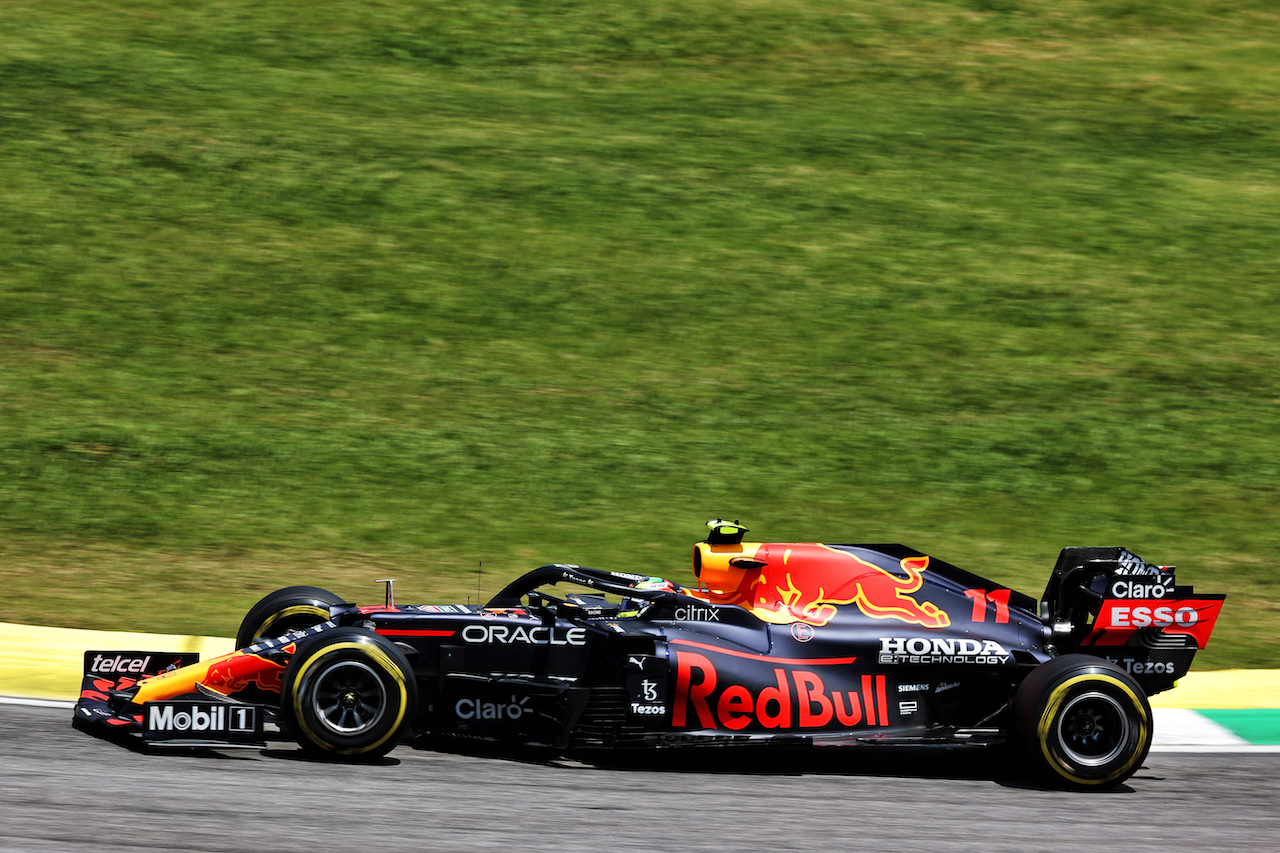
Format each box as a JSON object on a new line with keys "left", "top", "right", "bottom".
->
{"left": 143, "top": 701, "right": 264, "bottom": 747}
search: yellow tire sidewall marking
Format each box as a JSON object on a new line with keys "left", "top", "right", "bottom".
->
{"left": 1037, "top": 672, "right": 1150, "bottom": 786}
{"left": 255, "top": 605, "right": 330, "bottom": 642}
{"left": 290, "top": 639, "right": 408, "bottom": 755}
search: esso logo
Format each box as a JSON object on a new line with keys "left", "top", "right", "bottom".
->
{"left": 1105, "top": 605, "right": 1198, "bottom": 629}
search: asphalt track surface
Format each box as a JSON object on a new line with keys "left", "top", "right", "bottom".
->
{"left": 3, "top": 704, "right": 1278, "bottom": 853}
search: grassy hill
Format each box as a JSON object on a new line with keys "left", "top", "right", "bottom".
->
{"left": 2, "top": 1, "right": 1277, "bottom": 667}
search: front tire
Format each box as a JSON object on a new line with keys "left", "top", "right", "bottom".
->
{"left": 1013, "top": 654, "right": 1152, "bottom": 789}
{"left": 236, "top": 585, "right": 347, "bottom": 649}
{"left": 281, "top": 627, "right": 417, "bottom": 760}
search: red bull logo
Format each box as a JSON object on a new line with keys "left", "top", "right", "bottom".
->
{"left": 130, "top": 646, "right": 291, "bottom": 705}
{"left": 761, "top": 545, "right": 950, "bottom": 628}
{"left": 696, "top": 542, "right": 950, "bottom": 628}
{"left": 203, "top": 649, "right": 287, "bottom": 695}
{"left": 672, "top": 650, "right": 890, "bottom": 732}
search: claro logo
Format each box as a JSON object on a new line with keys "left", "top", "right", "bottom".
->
{"left": 455, "top": 696, "right": 530, "bottom": 721}
{"left": 461, "top": 624, "right": 587, "bottom": 646}
{"left": 1108, "top": 578, "right": 1174, "bottom": 599}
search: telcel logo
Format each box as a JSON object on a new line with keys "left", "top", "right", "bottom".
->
{"left": 91, "top": 654, "right": 151, "bottom": 674}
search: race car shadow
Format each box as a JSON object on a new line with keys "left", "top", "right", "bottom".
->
{"left": 579, "top": 746, "right": 1140, "bottom": 792}
{"left": 579, "top": 744, "right": 1018, "bottom": 783}
{"left": 259, "top": 747, "right": 401, "bottom": 767}
{"left": 993, "top": 774, "right": 1136, "bottom": 794}
{"left": 407, "top": 734, "right": 565, "bottom": 767}
{"left": 73, "top": 717, "right": 261, "bottom": 761}
{"left": 410, "top": 734, "right": 1044, "bottom": 787}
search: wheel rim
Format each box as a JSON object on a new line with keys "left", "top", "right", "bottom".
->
{"left": 1056, "top": 690, "right": 1129, "bottom": 767}
{"left": 308, "top": 660, "right": 388, "bottom": 735}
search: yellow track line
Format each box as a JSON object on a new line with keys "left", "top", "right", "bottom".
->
{"left": 0, "top": 621, "right": 232, "bottom": 701}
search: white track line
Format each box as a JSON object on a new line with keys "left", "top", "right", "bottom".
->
{"left": 1152, "top": 745, "right": 1280, "bottom": 752}
{"left": 1153, "top": 707, "right": 1247, "bottom": 746}
{"left": 0, "top": 695, "right": 75, "bottom": 709}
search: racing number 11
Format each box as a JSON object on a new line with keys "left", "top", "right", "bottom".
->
{"left": 964, "top": 588, "right": 1011, "bottom": 624}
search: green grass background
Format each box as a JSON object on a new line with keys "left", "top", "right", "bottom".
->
{"left": 2, "top": 1, "right": 1277, "bottom": 668}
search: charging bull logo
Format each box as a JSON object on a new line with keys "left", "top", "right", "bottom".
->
{"left": 202, "top": 650, "right": 287, "bottom": 696}
{"left": 132, "top": 648, "right": 289, "bottom": 705}
{"left": 753, "top": 545, "right": 950, "bottom": 628}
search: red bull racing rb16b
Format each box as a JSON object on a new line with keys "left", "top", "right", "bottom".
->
{"left": 74, "top": 520, "right": 1225, "bottom": 789}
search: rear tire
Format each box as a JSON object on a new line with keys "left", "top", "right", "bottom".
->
{"left": 236, "top": 586, "right": 347, "bottom": 649}
{"left": 281, "top": 627, "right": 417, "bottom": 760}
{"left": 1013, "top": 654, "right": 1152, "bottom": 789}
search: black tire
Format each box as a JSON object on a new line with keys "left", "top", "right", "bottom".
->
{"left": 280, "top": 627, "right": 417, "bottom": 760}
{"left": 1013, "top": 653, "right": 1152, "bottom": 790}
{"left": 236, "top": 586, "right": 347, "bottom": 649}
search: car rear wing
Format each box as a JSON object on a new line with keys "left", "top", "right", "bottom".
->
{"left": 1040, "top": 547, "right": 1224, "bottom": 694}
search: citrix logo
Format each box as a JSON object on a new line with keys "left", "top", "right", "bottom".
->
{"left": 674, "top": 605, "right": 721, "bottom": 622}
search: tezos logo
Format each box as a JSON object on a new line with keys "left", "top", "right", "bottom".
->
{"left": 1107, "top": 657, "right": 1179, "bottom": 676}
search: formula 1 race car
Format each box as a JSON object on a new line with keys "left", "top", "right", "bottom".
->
{"left": 73, "top": 520, "right": 1225, "bottom": 789}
